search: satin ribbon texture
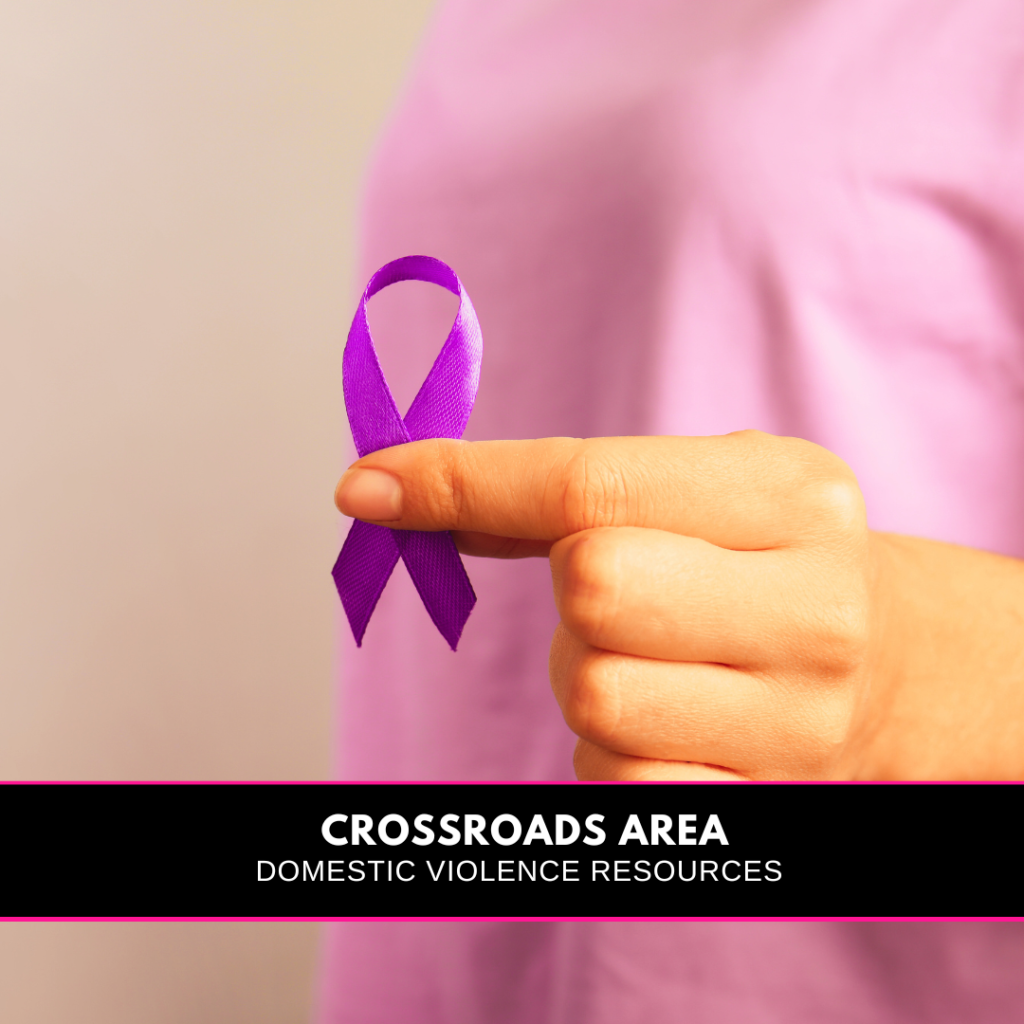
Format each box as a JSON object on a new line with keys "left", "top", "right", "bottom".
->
{"left": 332, "top": 255, "right": 482, "bottom": 650}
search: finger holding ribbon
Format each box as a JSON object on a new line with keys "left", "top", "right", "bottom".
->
{"left": 336, "top": 433, "right": 1024, "bottom": 781}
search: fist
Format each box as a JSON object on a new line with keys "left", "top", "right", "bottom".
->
{"left": 543, "top": 432, "right": 874, "bottom": 781}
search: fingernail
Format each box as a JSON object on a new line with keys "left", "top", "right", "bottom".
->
{"left": 337, "top": 468, "right": 403, "bottom": 521}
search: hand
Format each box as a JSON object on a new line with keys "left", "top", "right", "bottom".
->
{"left": 335, "top": 432, "right": 1024, "bottom": 780}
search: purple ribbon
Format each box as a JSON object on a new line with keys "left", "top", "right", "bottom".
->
{"left": 332, "top": 255, "right": 482, "bottom": 650}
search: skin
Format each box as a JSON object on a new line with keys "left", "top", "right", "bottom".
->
{"left": 334, "top": 432, "right": 1024, "bottom": 780}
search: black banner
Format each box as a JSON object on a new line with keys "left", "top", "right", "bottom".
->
{"left": 2, "top": 783, "right": 1021, "bottom": 918}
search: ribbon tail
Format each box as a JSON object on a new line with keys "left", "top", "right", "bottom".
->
{"left": 396, "top": 530, "right": 477, "bottom": 651}
{"left": 332, "top": 520, "right": 401, "bottom": 646}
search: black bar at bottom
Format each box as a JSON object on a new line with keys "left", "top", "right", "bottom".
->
{"left": 1, "top": 783, "right": 1020, "bottom": 917}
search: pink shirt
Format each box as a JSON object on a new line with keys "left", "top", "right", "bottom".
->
{"left": 320, "top": 1, "right": 1024, "bottom": 1020}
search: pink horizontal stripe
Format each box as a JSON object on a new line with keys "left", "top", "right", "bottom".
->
{"left": 4, "top": 916, "right": 1023, "bottom": 923}
{"left": 1, "top": 779, "right": 1020, "bottom": 786}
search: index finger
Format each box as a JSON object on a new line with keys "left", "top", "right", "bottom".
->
{"left": 334, "top": 433, "right": 861, "bottom": 550}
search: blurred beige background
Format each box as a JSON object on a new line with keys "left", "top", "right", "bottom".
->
{"left": 0, "top": 0, "right": 435, "bottom": 1020}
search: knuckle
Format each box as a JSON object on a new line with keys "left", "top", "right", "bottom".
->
{"left": 797, "top": 592, "right": 871, "bottom": 677}
{"left": 559, "top": 531, "right": 622, "bottom": 644}
{"left": 772, "top": 557, "right": 872, "bottom": 681}
{"left": 437, "top": 440, "right": 470, "bottom": 524}
{"left": 561, "top": 650, "right": 624, "bottom": 747}
{"left": 761, "top": 684, "right": 855, "bottom": 778}
{"left": 727, "top": 432, "right": 867, "bottom": 538}
{"left": 561, "top": 443, "right": 633, "bottom": 532}
{"left": 825, "top": 602, "right": 871, "bottom": 671}
{"left": 779, "top": 443, "right": 866, "bottom": 537}
{"left": 801, "top": 474, "right": 866, "bottom": 533}
{"left": 798, "top": 691, "right": 856, "bottom": 774}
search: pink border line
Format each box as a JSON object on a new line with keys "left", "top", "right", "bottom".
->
{"left": 8, "top": 921, "right": 1024, "bottom": 929}
{"left": 2, "top": 779, "right": 1021, "bottom": 785}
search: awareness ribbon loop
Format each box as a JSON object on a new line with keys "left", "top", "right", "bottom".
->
{"left": 332, "top": 255, "right": 482, "bottom": 650}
